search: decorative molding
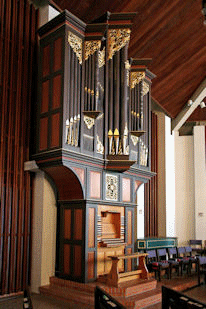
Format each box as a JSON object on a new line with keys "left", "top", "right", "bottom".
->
{"left": 108, "top": 28, "right": 131, "bottom": 60}
{"left": 105, "top": 174, "right": 118, "bottom": 201}
{"left": 68, "top": 31, "right": 82, "bottom": 64}
{"left": 98, "top": 47, "right": 105, "bottom": 68}
{"left": 96, "top": 135, "right": 104, "bottom": 154}
{"left": 142, "top": 81, "right": 150, "bottom": 96}
{"left": 84, "top": 115, "right": 95, "bottom": 129}
{"left": 84, "top": 40, "right": 101, "bottom": 60}
{"left": 130, "top": 72, "right": 145, "bottom": 89}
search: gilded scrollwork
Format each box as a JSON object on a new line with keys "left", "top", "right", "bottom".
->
{"left": 108, "top": 28, "right": 131, "bottom": 60}
{"left": 84, "top": 40, "right": 101, "bottom": 61}
{"left": 98, "top": 47, "right": 105, "bottom": 68}
{"left": 96, "top": 135, "right": 104, "bottom": 154}
{"left": 105, "top": 174, "right": 118, "bottom": 201}
{"left": 68, "top": 31, "right": 83, "bottom": 64}
{"left": 84, "top": 115, "right": 95, "bottom": 129}
{"left": 142, "top": 81, "right": 150, "bottom": 96}
{"left": 130, "top": 72, "right": 145, "bottom": 89}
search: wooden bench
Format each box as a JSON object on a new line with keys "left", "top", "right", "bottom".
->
{"left": 106, "top": 253, "right": 148, "bottom": 287}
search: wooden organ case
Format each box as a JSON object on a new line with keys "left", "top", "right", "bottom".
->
{"left": 33, "top": 10, "right": 155, "bottom": 283}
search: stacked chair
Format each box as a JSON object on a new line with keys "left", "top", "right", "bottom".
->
{"left": 146, "top": 249, "right": 170, "bottom": 281}
{"left": 167, "top": 247, "right": 181, "bottom": 277}
{"left": 185, "top": 246, "right": 198, "bottom": 274}
{"left": 177, "top": 247, "right": 190, "bottom": 275}
{"left": 145, "top": 241, "right": 205, "bottom": 282}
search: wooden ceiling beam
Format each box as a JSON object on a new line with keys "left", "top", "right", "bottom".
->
{"left": 171, "top": 78, "right": 206, "bottom": 131}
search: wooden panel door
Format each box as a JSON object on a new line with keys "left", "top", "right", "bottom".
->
{"left": 125, "top": 207, "right": 135, "bottom": 272}
{"left": 58, "top": 202, "right": 85, "bottom": 281}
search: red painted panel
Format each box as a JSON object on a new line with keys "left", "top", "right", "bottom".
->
{"left": 88, "top": 208, "right": 95, "bottom": 248}
{"left": 42, "top": 44, "right": 50, "bottom": 77}
{"left": 90, "top": 171, "right": 101, "bottom": 199}
{"left": 74, "top": 245, "right": 82, "bottom": 277}
{"left": 88, "top": 252, "right": 95, "bottom": 280}
{"left": 64, "top": 244, "right": 71, "bottom": 275}
{"left": 53, "top": 37, "right": 62, "bottom": 72}
{"left": 50, "top": 113, "right": 60, "bottom": 148}
{"left": 64, "top": 209, "right": 71, "bottom": 239}
{"left": 41, "top": 80, "right": 49, "bottom": 113}
{"left": 74, "top": 209, "right": 82, "bottom": 240}
{"left": 73, "top": 167, "right": 85, "bottom": 185}
{"left": 122, "top": 178, "right": 131, "bottom": 202}
{"left": 52, "top": 75, "right": 61, "bottom": 109}
{"left": 39, "top": 117, "right": 48, "bottom": 150}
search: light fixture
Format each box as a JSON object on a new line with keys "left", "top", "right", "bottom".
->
{"left": 187, "top": 99, "right": 193, "bottom": 107}
{"left": 200, "top": 101, "right": 206, "bottom": 108}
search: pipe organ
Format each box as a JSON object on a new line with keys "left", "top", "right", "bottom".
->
{"left": 33, "top": 10, "right": 155, "bottom": 283}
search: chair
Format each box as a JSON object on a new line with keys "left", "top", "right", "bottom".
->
{"left": 184, "top": 246, "right": 198, "bottom": 274}
{"left": 197, "top": 256, "right": 206, "bottom": 285}
{"left": 146, "top": 249, "right": 170, "bottom": 281}
{"left": 189, "top": 240, "right": 203, "bottom": 256}
{"left": 167, "top": 247, "right": 180, "bottom": 278}
{"left": 177, "top": 247, "right": 190, "bottom": 275}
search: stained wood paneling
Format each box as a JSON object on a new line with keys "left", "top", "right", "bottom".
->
{"left": 88, "top": 208, "right": 95, "bottom": 248}
{"left": 74, "top": 245, "right": 82, "bottom": 277}
{"left": 52, "top": 75, "right": 62, "bottom": 109}
{"left": 64, "top": 209, "right": 71, "bottom": 239}
{"left": 127, "top": 210, "right": 132, "bottom": 245}
{"left": 40, "top": 117, "right": 48, "bottom": 150}
{"left": 145, "top": 112, "right": 158, "bottom": 237}
{"left": 0, "top": 0, "right": 38, "bottom": 295}
{"left": 64, "top": 244, "right": 71, "bottom": 275}
{"left": 50, "top": 113, "right": 60, "bottom": 148}
{"left": 42, "top": 44, "right": 50, "bottom": 77}
{"left": 41, "top": 81, "right": 49, "bottom": 113}
{"left": 88, "top": 252, "right": 95, "bottom": 280}
{"left": 74, "top": 209, "right": 82, "bottom": 240}
{"left": 53, "top": 37, "right": 63, "bottom": 72}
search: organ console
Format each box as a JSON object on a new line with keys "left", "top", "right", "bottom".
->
{"left": 33, "top": 9, "right": 155, "bottom": 283}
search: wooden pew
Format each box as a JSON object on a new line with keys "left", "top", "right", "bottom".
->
{"left": 106, "top": 252, "right": 148, "bottom": 287}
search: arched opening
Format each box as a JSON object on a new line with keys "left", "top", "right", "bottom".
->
{"left": 41, "top": 165, "right": 85, "bottom": 281}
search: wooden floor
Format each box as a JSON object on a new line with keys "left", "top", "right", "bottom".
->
{"left": 1, "top": 273, "right": 206, "bottom": 308}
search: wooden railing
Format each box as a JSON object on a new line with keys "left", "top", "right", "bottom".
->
{"left": 95, "top": 286, "right": 126, "bottom": 309}
{"left": 106, "top": 252, "right": 148, "bottom": 287}
{"left": 162, "top": 286, "right": 206, "bottom": 308}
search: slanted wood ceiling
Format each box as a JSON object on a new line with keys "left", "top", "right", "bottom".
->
{"left": 53, "top": 0, "right": 206, "bottom": 121}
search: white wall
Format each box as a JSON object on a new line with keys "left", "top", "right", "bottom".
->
{"left": 174, "top": 131, "right": 195, "bottom": 246}
{"left": 194, "top": 126, "right": 206, "bottom": 241}
{"left": 165, "top": 117, "right": 175, "bottom": 237}
{"left": 31, "top": 172, "right": 57, "bottom": 293}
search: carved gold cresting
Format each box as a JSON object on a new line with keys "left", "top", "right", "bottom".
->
{"left": 68, "top": 31, "right": 82, "bottom": 64}
{"left": 142, "top": 81, "right": 150, "bottom": 96}
{"left": 84, "top": 40, "right": 101, "bottom": 61}
{"left": 130, "top": 72, "right": 145, "bottom": 89}
{"left": 108, "top": 28, "right": 131, "bottom": 60}
{"left": 98, "top": 47, "right": 105, "bottom": 68}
